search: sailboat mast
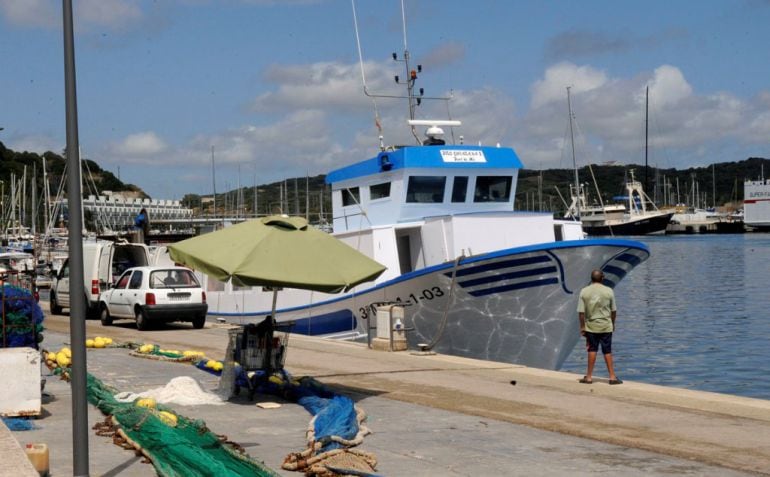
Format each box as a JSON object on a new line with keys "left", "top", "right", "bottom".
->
{"left": 645, "top": 86, "right": 649, "bottom": 200}
{"left": 31, "top": 164, "right": 37, "bottom": 236}
{"left": 43, "top": 158, "right": 50, "bottom": 235}
{"left": 567, "top": 87, "right": 580, "bottom": 219}
{"left": 211, "top": 146, "right": 217, "bottom": 219}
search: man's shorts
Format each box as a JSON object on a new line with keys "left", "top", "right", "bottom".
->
{"left": 585, "top": 332, "right": 612, "bottom": 354}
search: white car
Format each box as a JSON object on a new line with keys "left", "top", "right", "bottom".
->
{"left": 98, "top": 266, "right": 208, "bottom": 330}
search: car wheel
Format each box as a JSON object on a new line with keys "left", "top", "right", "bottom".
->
{"left": 135, "top": 307, "right": 149, "bottom": 331}
{"left": 192, "top": 315, "right": 205, "bottom": 329}
{"left": 100, "top": 305, "right": 113, "bottom": 326}
{"left": 50, "top": 293, "right": 63, "bottom": 315}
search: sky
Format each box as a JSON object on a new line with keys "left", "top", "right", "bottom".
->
{"left": 1, "top": 0, "right": 770, "bottom": 199}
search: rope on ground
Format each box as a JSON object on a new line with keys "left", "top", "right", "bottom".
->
{"left": 276, "top": 375, "right": 378, "bottom": 477}
{"left": 282, "top": 448, "right": 378, "bottom": 477}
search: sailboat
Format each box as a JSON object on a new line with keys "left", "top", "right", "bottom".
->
{"left": 565, "top": 87, "right": 673, "bottom": 236}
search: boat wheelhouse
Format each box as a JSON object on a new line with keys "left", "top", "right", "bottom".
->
{"left": 328, "top": 139, "right": 585, "bottom": 283}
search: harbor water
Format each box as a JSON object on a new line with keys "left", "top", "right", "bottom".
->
{"left": 561, "top": 233, "right": 770, "bottom": 400}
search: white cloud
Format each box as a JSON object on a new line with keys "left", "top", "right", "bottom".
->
{"left": 5, "top": 134, "right": 61, "bottom": 155}
{"left": 516, "top": 63, "right": 766, "bottom": 170}
{"left": 77, "top": 0, "right": 143, "bottom": 31}
{"left": 0, "top": 0, "right": 143, "bottom": 30}
{"left": 0, "top": 0, "right": 56, "bottom": 28}
{"left": 253, "top": 60, "right": 402, "bottom": 113}
{"left": 110, "top": 131, "right": 168, "bottom": 159}
{"left": 530, "top": 62, "right": 608, "bottom": 109}
{"left": 646, "top": 65, "right": 693, "bottom": 106}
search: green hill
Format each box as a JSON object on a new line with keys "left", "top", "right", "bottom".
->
{"left": 517, "top": 157, "right": 770, "bottom": 214}
{"left": 0, "top": 141, "right": 144, "bottom": 198}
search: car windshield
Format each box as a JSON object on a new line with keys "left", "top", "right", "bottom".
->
{"left": 149, "top": 269, "right": 200, "bottom": 289}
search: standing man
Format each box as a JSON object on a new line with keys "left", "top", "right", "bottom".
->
{"left": 577, "top": 269, "right": 622, "bottom": 385}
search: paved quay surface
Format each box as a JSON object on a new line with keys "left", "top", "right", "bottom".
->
{"left": 10, "top": 311, "right": 770, "bottom": 476}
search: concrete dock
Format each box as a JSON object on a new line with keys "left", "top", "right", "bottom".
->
{"left": 4, "top": 312, "right": 770, "bottom": 476}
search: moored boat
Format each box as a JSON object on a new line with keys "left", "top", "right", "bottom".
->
{"left": 566, "top": 171, "right": 674, "bottom": 236}
{"left": 152, "top": 9, "right": 652, "bottom": 370}
{"left": 156, "top": 124, "right": 650, "bottom": 369}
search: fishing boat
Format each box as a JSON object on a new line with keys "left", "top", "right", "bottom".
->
{"left": 566, "top": 170, "right": 674, "bottom": 236}
{"left": 170, "top": 124, "right": 650, "bottom": 370}
{"left": 154, "top": 7, "right": 651, "bottom": 370}
{"left": 563, "top": 87, "right": 673, "bottom": 236}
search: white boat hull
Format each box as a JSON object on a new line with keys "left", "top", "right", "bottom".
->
{"left": 206, "top": 239, "right": 648, "bottom": 370}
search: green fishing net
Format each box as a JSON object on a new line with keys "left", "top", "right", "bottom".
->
{"left": 86, "top": 373, "right": 280, "bottom": 477}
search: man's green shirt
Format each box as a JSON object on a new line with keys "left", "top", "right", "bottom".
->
{"left": 577, "top": 283, "right": 616, "bottom": 333}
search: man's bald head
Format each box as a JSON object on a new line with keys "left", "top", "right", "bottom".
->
{"left": 591, "top": 270, "right": 604, "bottom": 283}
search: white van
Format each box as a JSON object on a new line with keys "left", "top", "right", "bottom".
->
{"left": 50, "top": 240, "right": 150, "bottom": 318}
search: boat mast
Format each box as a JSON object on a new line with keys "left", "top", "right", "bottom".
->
{"left": 43, "top": 157, "right": 50, "bottom": 235}
{"left": 211, "top": 146, "right": 217, "bottom": 219}
{"left": 31, "top": 164, "right": 37, "bottom": 236}
{"left": 645, "top": 86, "right": 649, "bottom": 201}
{"left": 567, "top": 86, "right": 580, "bottom": 219}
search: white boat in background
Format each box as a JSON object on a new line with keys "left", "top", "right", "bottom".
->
{"left": 744, "top": 179, "right": 770, "bottom": 230}
{"left": 0, "top": 252, "right": 35, "bottom": 277}
{"left": 667, "top": 205, "right": 744, "bottom": 234}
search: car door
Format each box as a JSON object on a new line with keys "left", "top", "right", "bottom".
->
{"left": 107, "top": 271, "right": 132, "bottom": 317}
{"left": 56, "top": 261, "right": 71, "bottom": 308}
{"left": 126, "top": 270, "right": 144, "bottom": 312}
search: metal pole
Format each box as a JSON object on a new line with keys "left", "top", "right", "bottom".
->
{"left": 62, "top": 1, "right": 90, "bottom": 475}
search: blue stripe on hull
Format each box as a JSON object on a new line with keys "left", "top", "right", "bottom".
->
{"left": 602, "top": 264, "right": 627, "bottom": 279}
{"left": 447, "top": 255, "right": 552, "bottom": 278}
{"left": 615, "top": 252, "right": 642, "bottom": 266}
{"left": 458, "top": 265, "right": 557, "bottom": 288}
{"left": 468, "top": 277, "right": 560, "bottom": 297}
{"left": 283, "top": 310, "right": 356, "bottom": 336}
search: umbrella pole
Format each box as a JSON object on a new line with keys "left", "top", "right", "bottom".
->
{"left": 271, "top": 289, "right": 278, "bottom": 319}
{"left": 264, "top": 289, "right": 278, "bottom": 374}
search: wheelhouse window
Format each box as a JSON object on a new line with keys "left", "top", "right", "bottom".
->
{"left": 451, "top": 176, "right": 468, "bottom": 203}
{"left": 341, "top": 187, "right": 360, "bottom": 206}
{"left": 369, "top": 182, "right": 391, "bottom": 200}
{"left": 406, "top": 176, "right": 446, "bottom": 203}
{"left": 474, "top": 176, "right": 512, "bottom": 202}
